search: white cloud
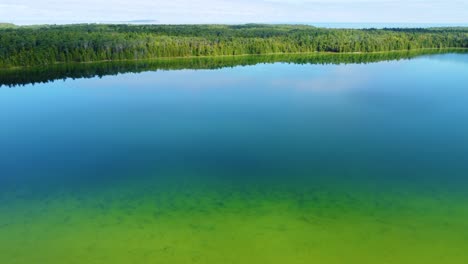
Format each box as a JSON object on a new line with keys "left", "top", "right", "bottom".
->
{"left": 0, "top": 0, "right": 466, "bottom": 25}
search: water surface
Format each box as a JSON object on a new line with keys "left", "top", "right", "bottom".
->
{"left": 1, "top": 53, "right": 468, "bottom": 263}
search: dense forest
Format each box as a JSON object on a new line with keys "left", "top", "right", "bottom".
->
{"left": 2, "top": 49, "right": 465, "bottom": 87}
{"left": 0, "top": 24, "right": 467, "bottom": 68}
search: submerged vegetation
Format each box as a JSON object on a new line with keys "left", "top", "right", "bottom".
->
{"left": 0, "top": 24, "right": 467, "bottom": 68}
{"left": 1, "top": 49, "right": 466, "bottom": 87}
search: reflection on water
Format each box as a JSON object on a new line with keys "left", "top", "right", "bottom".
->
{"left": 1, "top": 49, "right": 466, "bottom": 87}
{"left": 0, "top": 52, "right": 468, "bottom": 263}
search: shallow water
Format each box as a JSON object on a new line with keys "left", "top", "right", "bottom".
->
{"left": 1, "top": 53, "right": 468, "bottom": 263}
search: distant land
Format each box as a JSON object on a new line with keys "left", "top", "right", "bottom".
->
{"left": 100, "top": 19, "right": 160, "bottom": 24}
{"left": 0, "top": 23, "right": 16, "bottom": 28}
{"left": 6, "top": 21, "right": 468, "bottom": 28}
{"left": 0, "top": 24, "right": 467, "bottom": 68}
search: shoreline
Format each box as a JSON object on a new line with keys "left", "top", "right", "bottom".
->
{"left": 1, "top": 47, "right": 467, "bottom": 71}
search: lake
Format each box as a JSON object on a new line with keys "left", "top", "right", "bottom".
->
{"left": 1, "top": 51, "right": 468, "bottom": 263}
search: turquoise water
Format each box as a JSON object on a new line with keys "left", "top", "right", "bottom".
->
{"left": 1, "top": 53, "right": 468, "bottom": 263}
{"left": 305, "top": 23, "right": 468, "bottom": 28}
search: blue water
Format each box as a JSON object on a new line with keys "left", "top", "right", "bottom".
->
{"left": 1, "top": 53, "right": 468, "bottom": 263}
{"left": 304, "top": 23, "right": 468, "bottom": 28}
{"left": 1, "top": 53, "right": 467, "bottom": 187}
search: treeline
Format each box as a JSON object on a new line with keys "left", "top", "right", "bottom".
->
{"left": 0, "top": 24, "right": 467, "bottom": 68}
{"left": 2, "top": 49, "right": 465, "bottom": 87}
{"left": 0, "top": 23, "right": 16, "bottom": 29}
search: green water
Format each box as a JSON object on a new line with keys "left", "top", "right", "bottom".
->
{"left": 1, "top": 52, "right": 468, "bottom": 263}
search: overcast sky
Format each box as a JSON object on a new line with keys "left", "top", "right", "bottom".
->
{"left": 1, "top": 0, "right": 467, "bottom": 25}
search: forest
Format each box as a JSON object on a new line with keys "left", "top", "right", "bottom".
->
{"left": 0, "top": 24, "right": 467, "bottom": 68}
{"left": 2, "top": 49, "right": 466, "bottom": 87}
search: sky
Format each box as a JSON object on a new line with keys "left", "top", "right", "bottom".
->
{"left": 0, "top": 0, "right": 467, "bottom": 25}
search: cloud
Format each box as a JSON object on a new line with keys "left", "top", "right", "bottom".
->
{"left": 0, "top": 0, "right": 466, "bottom": 24}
